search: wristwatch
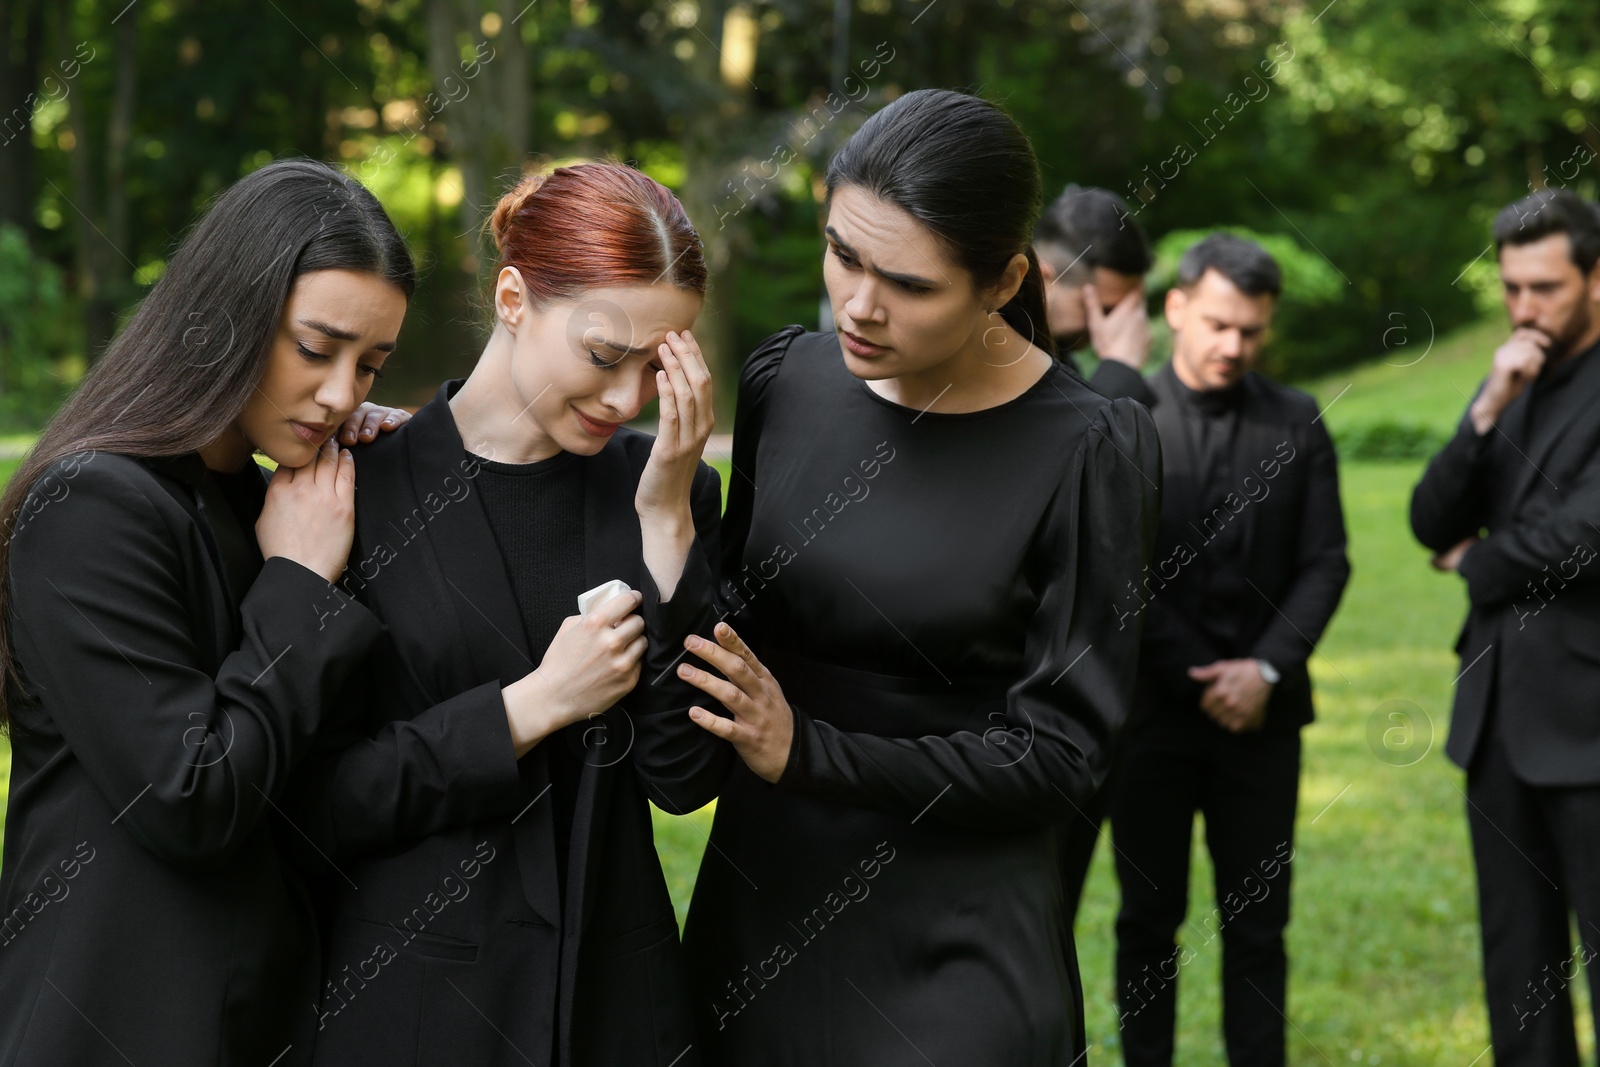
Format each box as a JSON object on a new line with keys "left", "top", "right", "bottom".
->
{"left": 1255, "top": 659, "right": 1281, "bottom": 685}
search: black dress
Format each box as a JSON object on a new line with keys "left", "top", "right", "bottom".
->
{"left": 0, "top": 451, "right": 382, "bottom": 1066}
{"left": 682, "top": 328, "right": 1161, "bottom": 1065}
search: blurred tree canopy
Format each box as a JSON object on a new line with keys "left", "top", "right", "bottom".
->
{"left": 0, "top": 0, "right": 1594, "bottom": 424}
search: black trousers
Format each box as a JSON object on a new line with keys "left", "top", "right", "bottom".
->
{"left": 1468, "top": 704, "right": 1600, "bottom": 1067}
{"left": 1111, "top": 711, "right": 1301, "bottom": 1067}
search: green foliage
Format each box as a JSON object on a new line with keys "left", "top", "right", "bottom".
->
{"left": 1151, "top": 226, "right": 1347, "bottom": 306}
{"left": 1329, "top": 419, "right": 1452, "bottom": 461}
{"left": 10, "top": 0, "right": 1597, "bottom": 404}
{"left": 0, "top": 227, "right": 73, "bottom": 430}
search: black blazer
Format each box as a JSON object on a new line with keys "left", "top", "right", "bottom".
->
{"left": 1410, "top": 346, "right": 1600, "bottom": 784}
{"left": 288, "top": 382, "right": 727, "bottom": 1067}
{"left": 0, "top": 451, "right": 381, "bottom": 1066}
{"left": 1093, "top": 360, "right": 1351, "bottom": 730}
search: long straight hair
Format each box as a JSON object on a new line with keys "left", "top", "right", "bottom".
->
{"left": 824, "top": 89, "right": 1053, "bottom": 355}
{"left": 0, "top": 159, "right": 415, "bottom": 725}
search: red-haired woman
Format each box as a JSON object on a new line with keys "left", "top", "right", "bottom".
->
{"left": 291, "top": 162, "right": 727, "bottom": 1067}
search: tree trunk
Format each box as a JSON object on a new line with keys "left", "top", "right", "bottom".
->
{"left": 58, "top": 4, "right": 116, "bottom": 361}
{"left": 105, "top": 10, "right": 135, "bottom": 263}
{"left": 427, "top": 0, "right": 533, "bottom": 283}
{"left": 0, "top": 0, "right": 43, "bottom": 238}
{"left": 677, "top": 0, "right": 754, "bottom": 420}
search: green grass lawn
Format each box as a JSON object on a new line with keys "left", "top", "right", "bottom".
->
{"left": 2, "top": 321, "right": 1592, "bottom": 1065}
{"left": 1302, "top": 316, "right": 1504, "bottom": 437}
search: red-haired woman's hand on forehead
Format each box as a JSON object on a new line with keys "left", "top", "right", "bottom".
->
{"left": 635, "top": 329, "right": 714, "bottom": 520}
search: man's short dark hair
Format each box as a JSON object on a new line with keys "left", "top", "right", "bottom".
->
{"left": 1034, "top": 184, "right": 1152, "bottom": 280}
{"left": 1177, "top": 233, "right": 1282, "bottom": 298}
{"left": 1492, "top": 189, "right": 1600, "bottom": 274}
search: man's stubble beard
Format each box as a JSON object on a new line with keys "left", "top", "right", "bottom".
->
{"left": 1547, "top": 299, "right": 1596, "bottom": 362}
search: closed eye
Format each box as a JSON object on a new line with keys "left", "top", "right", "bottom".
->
{"left": 300, "top": 345, "right": 385, "bottom": 379}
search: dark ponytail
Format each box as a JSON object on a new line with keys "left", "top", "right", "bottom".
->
{"left": 1005, "top": 247, "right": 1050, "bottom": 355}
{"left": 824, "top": 89, "right": 1053, "bottom": 355}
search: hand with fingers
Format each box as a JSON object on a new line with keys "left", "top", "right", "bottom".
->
{"left": 636, "top": 330, "right": 716, "bottom": 599}
{"left": 501, "top": 591, "right": 647, "bottom": 758}
{"left": 1471, "top": 328, "right": 1550, "bottom": 434}
{"left": 1189, "top": 659, "right": 1271, "bottom": 734}
{"left": 636, "top": 330, "right": 716, "bottom": 521}
{"left": 256, "top": 437, "right": 357, "bottom": 585}
{"left": 678, "top": 622, "right": 794, "bottom": 783}
{"left": 1084, "top": 282, "right": 1151, "bottom": 370}
{"left": 338, "top": 401, "right": 412, "bottom": 446}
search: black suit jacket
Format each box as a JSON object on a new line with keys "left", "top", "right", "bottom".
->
{"left": 288, "top": 382, "right": 727, "bottom": 1067}
{"left": 1093, "top": 361, "right": 1351, "bottom": 731}
{"left": 0, "top": 450, "right": 381, "bottom": 1066}
{"left": 1410, "top": 345, "right": 1600, "bottom": 784}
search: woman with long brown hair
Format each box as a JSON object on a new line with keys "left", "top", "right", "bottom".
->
{"left": 291, "top": 162, "right": 727, "bottom": 1067}
{"left": 0, "top": 159, "right": 414, "bottom": 1065}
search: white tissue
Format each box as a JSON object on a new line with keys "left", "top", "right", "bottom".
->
{"left": 577, "top": 579, "right": 634, "bottom": 616}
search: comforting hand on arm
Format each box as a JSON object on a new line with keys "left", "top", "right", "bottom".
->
{"left": 679, "top": 622, "right": 795, "bottom": 783}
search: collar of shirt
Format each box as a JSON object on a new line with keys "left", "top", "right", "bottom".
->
{"left": 1536, "top": 334, "right": 1600, "bottom": 394}
{"left": 1171, "top": 368, "right": 1244, "bottom": 418}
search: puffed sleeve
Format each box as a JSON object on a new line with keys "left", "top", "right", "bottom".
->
{"left": 776, "top": 397, "right": 1162, "bottom": 830}
{"left": 720, "top": 326, "right": 806, "bottom": 590}
{"left": 1090, "top": 358, "right": 1158, "bottom": 409}
{"left": 7, "top": 455, "right": 383, "bottom": 870}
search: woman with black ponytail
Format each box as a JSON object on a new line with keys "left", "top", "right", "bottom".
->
{"left": 676, "top": 89, "right": 1161, "bottom": 1064}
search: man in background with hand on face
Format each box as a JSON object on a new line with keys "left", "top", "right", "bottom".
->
{"left": 1033, "top": 184, "right": 1161, "bottom": 930}
{"left": 1096, "top": 233, "right": 1350, "bottom": 1067}
{"left": 1411, "top": 189, "right": 1600, "bottom": 1067}
{"left": 1035, "top": 184, "right": 1157, "bottom": 403}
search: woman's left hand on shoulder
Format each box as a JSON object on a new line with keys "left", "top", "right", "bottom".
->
{"left": 338, "top": 401, "right": 412, "bottom": 445}
{"left": 636, "top": 330, "right": 715, "bottom": 519}
{"left": 679, "top": 623, "right": 793, "bottom": 783}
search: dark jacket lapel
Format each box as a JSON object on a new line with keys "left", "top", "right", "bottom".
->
{"left": 1510, "top": 345, "right": 1600, "bottom": 512}
{"left": 1148, "top": 364, "right": 1202, "bottom": 541}
{"left": 402, "top": 382, "right": 562, "bottom": 928}
{"left": 1234, "top": 374, "right": 1282, "bottom": 569}
{"left": 143, "top": 453, "right": 258, "bottom": 629}
{"left": 569, "top": 439, "right": 646, "bottom": 939}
